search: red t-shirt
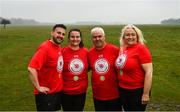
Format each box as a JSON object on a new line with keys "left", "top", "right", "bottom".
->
{"left": 88, "top": 44, "right": 119, "bottom": 100}
{"left": 115, "top": 44, "right": 152, "bottom": 89}
{"left": 62, "top": 46, "right": 88, "bottom": 95}
{"left": 28, "top": 40, "right": 63, "bottom": 94}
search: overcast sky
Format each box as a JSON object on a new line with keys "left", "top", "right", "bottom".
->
{"left": 0, "top": 0, "right": 180, "bottom": 24}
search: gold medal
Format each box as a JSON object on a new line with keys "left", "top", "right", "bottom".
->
{"left": 73, "top": 76, "right": 79, "bottom": 81}
{"left": 100, "top": 76, "right": 105, "bottom": 81}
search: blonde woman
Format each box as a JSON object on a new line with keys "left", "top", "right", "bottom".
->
{"left": 115, "top": 24, "right": 153, "bottom": 111}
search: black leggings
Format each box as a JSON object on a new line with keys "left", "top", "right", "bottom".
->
{"left": 35, "top": 91, "right": 62, "bottom": 111}
{"left": 93, "top": 98, "right": 122, "bottom": 111}
{"left": 119, "top": 87, "right": 147, "bottom": 111}
{"left": 62, "top": 93, "right": 86, "bottom": 111}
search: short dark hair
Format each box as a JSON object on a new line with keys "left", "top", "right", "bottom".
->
{"left": 68, "top": 28, "right": 84, "bottom": 48}
{"left": 52, "top": 24, "right": 67, "bottom": 31}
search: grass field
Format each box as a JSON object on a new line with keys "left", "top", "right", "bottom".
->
{"left": 0, "top": 25, "right": 180, "bottom": 111}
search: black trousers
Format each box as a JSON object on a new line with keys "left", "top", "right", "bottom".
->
{"left": 93, "top": 98, "right": 122, "bottom": 111}
{"left": 62, "top": 93, "right": 86, "bottom": 111}
{"left": 119, "top": 87, "right": 147, "bottom": 111}
{"left": 35, "top": 91, "right": 62, "bottom": 111}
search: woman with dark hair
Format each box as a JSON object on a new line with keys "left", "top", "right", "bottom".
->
{"left": 62, "top": 29, "right": 88, "bottom": 111}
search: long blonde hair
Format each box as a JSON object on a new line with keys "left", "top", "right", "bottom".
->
{"left": 120, "top": 24, "right": 146, "bottom": 47}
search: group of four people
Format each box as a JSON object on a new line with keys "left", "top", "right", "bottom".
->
{"left": 28, "top": 24, "right": 153, "bottom": 111}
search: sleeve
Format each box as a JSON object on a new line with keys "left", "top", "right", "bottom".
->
{"left": 138, "top": 45, "right": 152, "bottom": 64}
{"left": 61, "top": 47, "right": 65, "bottom": 54}
{"left": 114, "top": 46, "right": 120, "bottom": 57}
{"left": 111, "top": 45, "right": 119, "bottom": 58}
{"left": 28, "top": 46, "right": 47, "bottom": 70}
{"left": 84, "top": 47, "right": 89, "bottom": 52}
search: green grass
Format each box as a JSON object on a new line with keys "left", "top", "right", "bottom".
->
{"left": 0, "top": 25, "right": 180, "bottom": 111}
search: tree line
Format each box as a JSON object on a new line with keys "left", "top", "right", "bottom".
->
{"left": 161, "top": 18, "right": 180, "bottom": 25}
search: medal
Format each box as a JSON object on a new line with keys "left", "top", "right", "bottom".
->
{"left": 100, "top": 76, "right": 105, "bottom": 81}
{"left": 116, "top": 51, "right": 127, "bottom": 76}
{"left": 73, "top": 76, "right": 79, "bottom": 81}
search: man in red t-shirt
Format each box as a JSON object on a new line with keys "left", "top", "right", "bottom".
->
{"left": 28, "top": 24, "right": 66, "bottom": 111}
{"left": 88, "top": 27, "right": 122, "bottom": 111}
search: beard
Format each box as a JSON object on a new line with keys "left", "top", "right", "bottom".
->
{"left": 52, "top": 36, "right": 63, "bottom": 44}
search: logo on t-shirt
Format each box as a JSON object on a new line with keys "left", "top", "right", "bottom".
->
{"left": 95, "top": 58, "right": 109, "bottom": 74}
{"left": 69, "top": 58, "right": 84, "bottom": 75}
{"left": 57, "top": 55, "right": 63, "bottom": 73}
{"left": 115, "top": 53, "right": 127, "bottom": 69}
